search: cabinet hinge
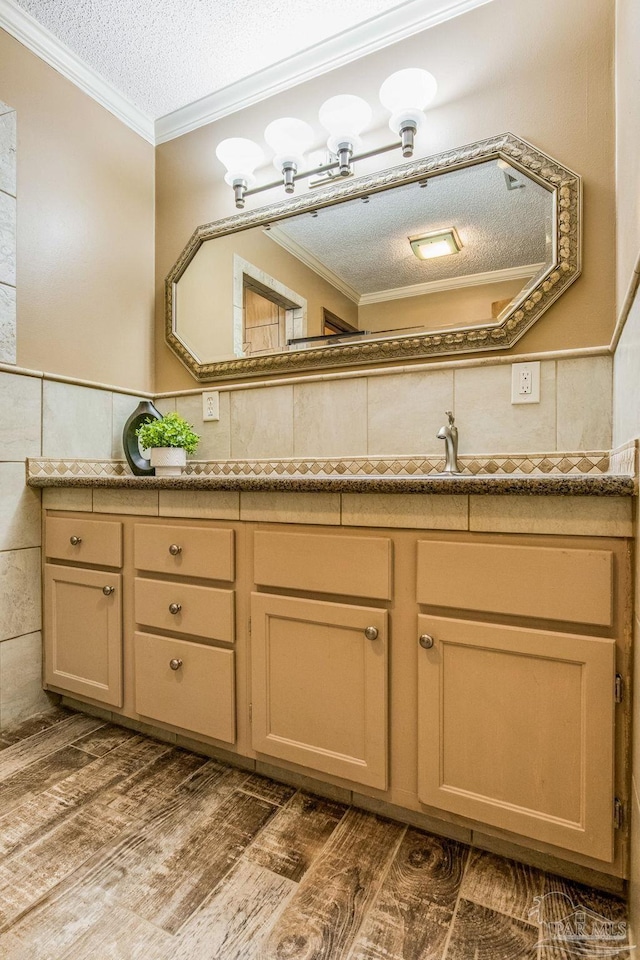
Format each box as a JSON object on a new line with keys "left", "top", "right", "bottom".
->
{"left": 614, "top": 674, "right": 624, "bottom": 704}
{"left": 249, "top": 703, "right": 253, "bottom": 724}
{"left": 248, "top": 617, "right": 252, "bottom": 636}
{"left": 614, "top": 797, "right": 624, "bottom": 830}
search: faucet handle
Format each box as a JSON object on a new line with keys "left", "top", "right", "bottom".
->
{"left": 446, "top": 410, "right": 455, "bottom": 426}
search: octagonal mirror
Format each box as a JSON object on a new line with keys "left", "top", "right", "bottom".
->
{"left": 166, "top": 133, "right": 581, "bottom": 382}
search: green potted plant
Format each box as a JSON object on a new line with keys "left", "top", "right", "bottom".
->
{"left": 136, "top": 412, "right": 200, "bottom": 477}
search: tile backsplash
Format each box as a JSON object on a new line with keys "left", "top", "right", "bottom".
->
{"left": 160, "top": 354, "right": 613, "bottom": 462}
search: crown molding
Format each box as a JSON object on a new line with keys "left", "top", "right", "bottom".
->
{"left": 0, "top": 0, "right": 155, "bottom": 143}
{"left": 266, "top": 225, "right": 361, "bottom": 304}
{"left": 359, "top": 263, "right": 546, "bottom": 304}
{"left": 155, "top": 0, "right": 495, "bottom": 144}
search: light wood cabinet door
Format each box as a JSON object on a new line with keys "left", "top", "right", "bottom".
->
{"left": 251, "top": 593, "right": 388, "bottom": 788}
{"left": 44, "top": 564, "right": 123, "bottom": 706}
{"left": 417, "top": 615, "right": 616, "bottom": 860}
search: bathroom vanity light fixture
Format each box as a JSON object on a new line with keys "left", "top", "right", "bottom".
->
{"left": 410, "top": 228, "right": 462, "bottom": 260}
{"left": 215, "top": 68, "right": 437, "bottom": 208}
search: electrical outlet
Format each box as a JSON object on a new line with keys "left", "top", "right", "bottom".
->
{"left": 511, "top": 361, "right": 540, "bottom": 404}
{"left": 202, "top": 391, "right": 220, "bottom": 421}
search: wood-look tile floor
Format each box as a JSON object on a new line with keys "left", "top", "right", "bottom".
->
{"left": 0, "top": 707, "right": 631, "bottom": 960}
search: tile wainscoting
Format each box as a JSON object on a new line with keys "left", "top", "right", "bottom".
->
{"left": 0, "top": 367, "right": 150, "bottom": 728}
{"left": 162, "top": 354, "right": 614, "bottom": 462}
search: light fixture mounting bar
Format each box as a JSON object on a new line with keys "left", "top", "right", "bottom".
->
{"left": 244, "top": 140, "right": 401, "bottom": 200}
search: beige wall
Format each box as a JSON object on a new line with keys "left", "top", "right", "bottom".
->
{"left": 360, "top": 279, "right": 526, "bottom": 334}
{"left": 0, "top": 28, "right": 155, "bottom": 392}
{"left": 615, "top": 0, "right": 640, "bottom": 310}
{"left": 156, "top": 0, "right": 615, "bottom": 391}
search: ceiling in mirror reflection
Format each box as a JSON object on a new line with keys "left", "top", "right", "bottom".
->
{"left": 264, "top": 161, "right": 552, "bottom": 302}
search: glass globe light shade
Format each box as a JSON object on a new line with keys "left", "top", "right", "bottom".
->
{"left": 264, "top": 117, "right": 314, "bottom": 171}
{"left": 318, "top": 94, "right": 372, "bottom": 154}
{"left": 379, "top": 68, "right": 437, "bottom": 136}
{"left": 215, "top": 137, "right": 264, "bottom": 187}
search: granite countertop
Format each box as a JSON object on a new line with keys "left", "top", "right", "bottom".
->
{"left": 27, "top": 472, "right": 635, "bottom": 496}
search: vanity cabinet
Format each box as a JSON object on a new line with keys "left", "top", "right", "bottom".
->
{"left": 40, "top": 506, "right": 632, "bottom": 883}
{"left": 44, "top": 517, "right": 123, "bottom": 707}
{"left": 132, "top": 522, "right": 237, "bottom": 744}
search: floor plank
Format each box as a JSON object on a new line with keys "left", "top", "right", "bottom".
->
{"left": 0, "top": 714, "right": 104, "bottom": 779}
{"left": 347, "top": 829, "right": 469, "bottom": 960}
{"left": 445, "top": 898, "right": 539, "bottom": 960}
{"left": 535, "top": 874, "right": 631, "bottom": 958}
{"left": 246, "top": 790, "right": 346, "bottom": 882}
{"left": 0, "top": 795, "right": 133, "bottom": 930}
{"left": 61, "top": 900, "right": 175, "bottom": 960}
{"left": 102, "top": 786, "right": 281, "bottom": 934}
{"left": 237, "top": 771, "right": 297, "bottom": 807}
{"left": 72, "top": 723, "right": 135, "bottom": 757}
{"left": 0, "top": 735, "right": 170, "bottom": 861}
{"left": 0, "top": 749, "right": 214, "bottom": 947}
{"left": 0, "top": 706, "right": 74, "bottom": 749}
{"left": 3, "top": 889, "right": 175, "bottom": 960}
{"left": 261, "top": 808, "right": 405, "bottom": 960}
{"left": 459, "top": 848, "right": 544, "bottom": 924}
{"left": 173, "top": 860, "right": 296, "bottom": 960}
{"left": 0, "top": 745, "right": 94, "bottom": 814}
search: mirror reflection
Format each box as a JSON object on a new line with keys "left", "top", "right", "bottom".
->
{"left": 174, "top": 157, "right": 553, "bottom": 365}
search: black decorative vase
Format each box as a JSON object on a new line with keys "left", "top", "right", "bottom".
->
{"left": 122, "top": 401, "right": 162, "bottom": 476}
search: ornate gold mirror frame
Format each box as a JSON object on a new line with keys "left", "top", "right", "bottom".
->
{"left": 165, "top": 133, "right": 581, "bottom": 382}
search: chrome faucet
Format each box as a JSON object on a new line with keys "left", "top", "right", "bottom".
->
{"left": 437, "top": 411, "right": 461, "bottom": 474}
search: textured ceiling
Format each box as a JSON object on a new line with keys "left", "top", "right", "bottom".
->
{"left": 11, "top": 0, "right": 411, "bottom": 118}
{"left": 270, "top": 160, "right": 552, "bottom": 295}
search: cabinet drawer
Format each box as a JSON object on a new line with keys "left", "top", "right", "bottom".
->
{"left": 254, "top": 531, "right": 392, "bottom": 599}
{"left": 135, "top": 578, "right": 234, "bottom": 643}
{"left": 46, "top": 517, "right": 122, "bottom": 568}
{"left": 134, "top": 632, "right": 235, "bottom": 743}
{"left": 134, "top": 524, "right": 234, "bottom": 581}
{"left": 416, "top": 540, "right": 613, "bottom": 626}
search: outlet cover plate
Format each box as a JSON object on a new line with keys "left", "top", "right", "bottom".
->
{"left": 202, "top": 391, "right": 220, "bottom": 421}
{"left": 511, "top": 361, "right": 541, "bottom": 404}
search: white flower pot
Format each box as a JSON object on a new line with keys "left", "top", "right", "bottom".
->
{"left": 150, "top": 447, "right": 187, "bottom": 477}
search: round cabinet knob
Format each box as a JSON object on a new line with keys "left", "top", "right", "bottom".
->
{"left": 419, "top": 634, "right": 434, "bottom": 649}
{"left": 168, "top": 602, "right": 182, "bottom": 615}
{"left": 69, "top": 536, "right": 82, "bottom": 546}
{"left": 169, "top": 544, "right": 182, "bottom": 556}
{"left": 364, "top": 626, "right": 379, "bottom": 641}
{"left": 102, "top": 585, "right": 115, "bottom": 596}
{"left": 169, "top": 658, "right": 183, "bottom": 671}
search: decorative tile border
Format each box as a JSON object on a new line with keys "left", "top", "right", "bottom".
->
{"left": 28, "top": 451, "right": 613, "bottom": 482}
